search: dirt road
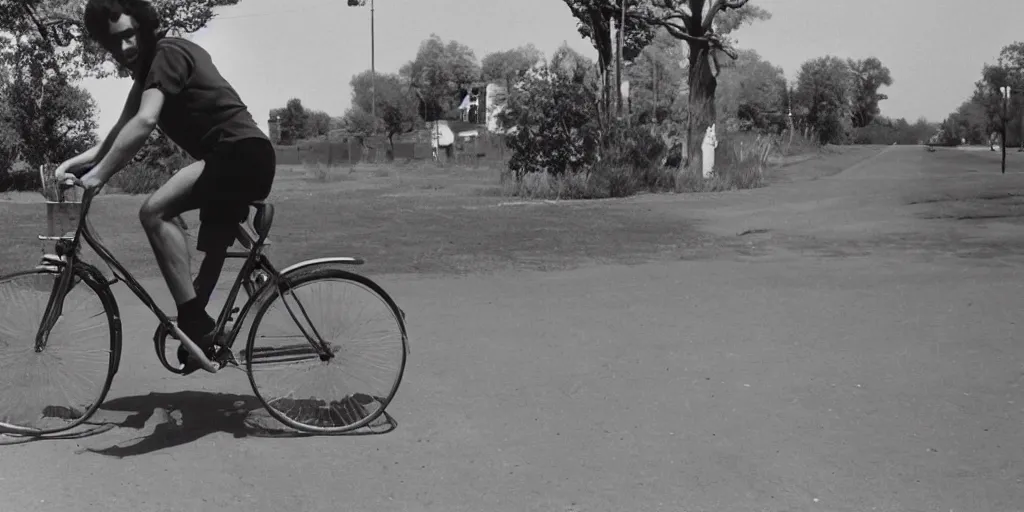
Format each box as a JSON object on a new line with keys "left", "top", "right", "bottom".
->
{"left": 2, "top": 146, "right": 1023, "bottom": 512}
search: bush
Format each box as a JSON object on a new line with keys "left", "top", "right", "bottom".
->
{"left": 106, "top": 164, "right": 173, "bottom": 194}
{"left": 498, "top": 117, "right": 679, "bottom": 200}
{"left": 500, "top": 169, "right": 597, "bottom": 199}
{"left": 603, "top": 122, "right": 667, "bottom": 172}
{"left": 0, "top": 161, "right": 41, "bottom": 192}
{"left": 106, "top": 131, "right": 193, "bottom": 194}
{"left": 500, "top": 65, "right": 600, "bottom": 178}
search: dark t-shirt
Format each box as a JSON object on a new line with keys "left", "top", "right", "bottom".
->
{"left": 142, "top": 37, "right": 267, "bottom": 159}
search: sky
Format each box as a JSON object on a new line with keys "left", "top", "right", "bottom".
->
{"left": 80, "top": 0, "right": 1024, "bottom": 138}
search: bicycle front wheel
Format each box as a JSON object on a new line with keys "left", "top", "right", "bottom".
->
{"left": 245, "top": 266, "right": 407, "bottom": 434}
{"left": 0, "top": 268, "right": 119, "bottom": 435}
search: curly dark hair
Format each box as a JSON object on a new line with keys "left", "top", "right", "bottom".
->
{"left": 83, "top": 0, "right": 164, "bottom": 51}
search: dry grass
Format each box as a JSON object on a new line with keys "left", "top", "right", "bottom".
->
{"left": 0, "top": 144, "right": 891, "bottom": 279}
{"left": 0, "top": 160, "right": 709, "bottom": 278}
{"left": 673, "top": 132, "right": 776, "bottom": 193}
{"left": 500, "top": 171, "right": 596, "bottom": 199}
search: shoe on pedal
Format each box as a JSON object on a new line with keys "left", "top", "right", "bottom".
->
{"left": 175, "top": 319, "right": 218, "bottom": 376}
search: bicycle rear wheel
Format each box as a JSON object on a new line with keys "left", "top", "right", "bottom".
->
{"left": 245, "top": 265, "right": 407, "bottom": 434}
{"left": 0, "top": 268, "right": 118, "bottom": 435}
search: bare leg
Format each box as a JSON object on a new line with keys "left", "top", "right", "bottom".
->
{"left": 138, "top": 160, "right": 205, "bottom": 305}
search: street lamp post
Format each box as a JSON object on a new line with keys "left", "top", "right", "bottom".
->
{"left": 1001, "top": 86, "right": 1010, "bottom": 173}
{"left": 348, "top": 0, "right": 376, "bottom": 119}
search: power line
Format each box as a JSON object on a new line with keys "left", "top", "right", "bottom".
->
{"left": 213, "top": 0, "right": 340, "bottom": 21}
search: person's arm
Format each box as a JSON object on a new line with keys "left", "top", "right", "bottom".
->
{"left": 95, "top": 80, "right": 145, "bottom": 162}
{"left": 60, "top": 144, "right": 102, "bottom": 174}
{"left": 88, "top": 41, "right": 191, "bottom": 182}
{"left": 87, "top": 87, "right": 163, "bottom": 182}
{"left": 61, "top": 79, "right": 145, "bottom": 175}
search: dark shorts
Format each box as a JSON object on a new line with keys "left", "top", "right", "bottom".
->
{"left": 190, "top": 137, "right": 276, "bottom": 252}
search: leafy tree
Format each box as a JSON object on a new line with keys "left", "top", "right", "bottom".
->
{"left": 849, "top": 116, "right": 895, "bottom": 145}
{"left": 630, "top": 0, "right": 771, "bottom": 173}
{"left": 905, "top": 117, "right": 937, "bottom": 145}
{"left": 0, "top": 0, "right": 242, "bottom": 81}
{"left": 343, "top": 108, "right": 377, "bottom": 137}
{"left": 131, "top": 128, "right": 193, "bottom": 173}
{"left": 0, "top": 0, "right": 242, "bottom": 173}
{"left": 944, "top": 100, "right": 991, "bottom": 145}
{"left": 850, "top": 116, "right": 937, "bottom": 145}
{"left": 847, "top": 57, "right": 893, "bottom": 128}
{"left": 0, "top": 98, "right": 20, "bottom": 173}
{"left": 623, "top": 27, "right": 686, "bottom": 122}
{"left": 481, "top": 44, "right": 544, "bottom": 88}
{"left": 341, "top": 107, "right": 378, "bottom": 160}
{"left": 349, "top": 69, "right": 420, "bottom": 151}
{"left": 270, "top": 99, "right": 332, "bottom": 142}
{"left": 271, "top": 98, "right": 310, "bottom": 145}
{"left": 936, "top": 42, "right": 1024, "bottom": 148}
{"left": 3, "top": 61, "right": 98, "bottom": 167}
{"left": 981, "top": 43, "right": 1024, "bottom": 147}
{"left": 716, "top": 48, "right": 786, "bottom": 132}
{"left": 793, "top": 55, "right": 853, "bottom": 144}
{"left": 549, "top": 43, "right": 597, "bottom": 86}
{"left": 400, "top": 34, "right": 480, "bottom": 121}
{"left": 499, "top": 64, "right": 601, "bottom": 177}
{"left": 562, "top": 0, "right": 658, "bottom": 119}
{"left": 375, "top": 81, "right": 419, "bottom": 152}
{"left": 305, "top": 110, "right": 332, "bottom": 139}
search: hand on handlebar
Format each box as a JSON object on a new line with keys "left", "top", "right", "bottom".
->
{"left": 56, "top": 176, "right": 77, "bottom": 190}
{"left": 56, "top": 165, "right": 105, "bottom": 194}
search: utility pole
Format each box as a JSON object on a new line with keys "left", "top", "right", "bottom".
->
{"left": 616, "top": 0, "right": 625, "bottom": 118}
{"left": 347, "top": 0, "right": 376, "bottom": 119}
{"left": 374, "top": 0, "right": 378, "bottom": 118}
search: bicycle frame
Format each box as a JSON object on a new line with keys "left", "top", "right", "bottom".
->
{"left": 33, "top": 189, "right": 337, "bottom": 371}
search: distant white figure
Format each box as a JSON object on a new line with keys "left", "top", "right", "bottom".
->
{"left": 701, "top": 124, "right": 718, "bottom": 178}
{"left": 458, "top": 89, "right": 480, "bottom": 122}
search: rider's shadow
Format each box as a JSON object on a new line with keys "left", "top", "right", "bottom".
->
{"left": 82, "top": 391, "right": 396, "bottom": 458}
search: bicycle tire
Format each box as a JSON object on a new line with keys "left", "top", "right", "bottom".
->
{"left": 0, "top": 267, "right": 120, "bottom": 435}
{"left": 244, "top": 265, "right": 408, "bottom": 434}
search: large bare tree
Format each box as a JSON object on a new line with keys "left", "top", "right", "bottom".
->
{"left": 635, "top": 0, "right": 769, "bottom": 173}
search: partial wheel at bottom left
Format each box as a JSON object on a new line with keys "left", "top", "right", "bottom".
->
{"left": 0, "top": 268, "right": 119, "bottom": 435}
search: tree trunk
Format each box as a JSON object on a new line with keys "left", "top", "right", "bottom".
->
{"left": 684, "top": 43, "right": 717, "bottom": 176}
{"left": 598, "top": 66, "right": 606, "bottom": 123}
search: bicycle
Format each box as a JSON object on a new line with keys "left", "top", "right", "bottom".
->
{"left": 0, "top": 183, "right": 409, "bottom": 437}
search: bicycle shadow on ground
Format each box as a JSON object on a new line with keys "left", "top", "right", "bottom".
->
{"left": 1, "top": 391, "right": 397, "bottom": 457}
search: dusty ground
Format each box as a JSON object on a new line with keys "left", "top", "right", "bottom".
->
{"left": 1, "top": 146, "right": 1023, "bottom": 512}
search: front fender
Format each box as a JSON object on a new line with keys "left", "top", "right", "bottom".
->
{"left": 279, "top": 257, "right": 364, "bottom": 275}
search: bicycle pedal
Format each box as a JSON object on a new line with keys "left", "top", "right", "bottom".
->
{"left": 213, "top": 346, "right": 238, "bottom": 368}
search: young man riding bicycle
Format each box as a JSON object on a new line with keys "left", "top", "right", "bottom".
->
{"left": 55, "top": 0, "right": 275, "bottom": 373}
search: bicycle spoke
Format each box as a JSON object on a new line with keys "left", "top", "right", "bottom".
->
{"left": 246, "top": 267, "right": 406, "bottom": 433}
{"left": 0, "top": 270, "right": 116, "bottom": 435}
